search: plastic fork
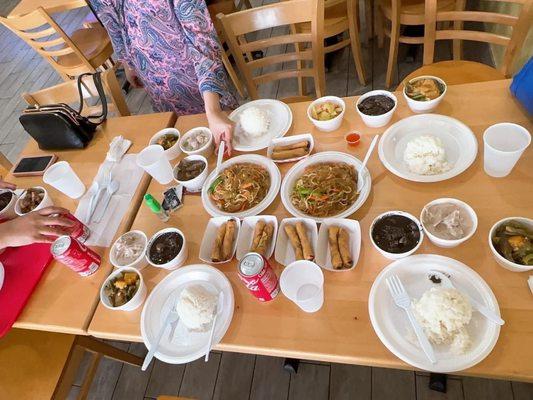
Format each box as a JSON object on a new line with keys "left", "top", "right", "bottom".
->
{"left": 386, "top": 275, "right": 437, "bottom": 364}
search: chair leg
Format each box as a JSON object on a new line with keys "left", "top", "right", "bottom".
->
{"left": 348, "top": 0, "right": 367, "bottom": 85}
{"left": 74, "top": 336, "right": 142, "bottom": 367}
{"left": 385, "top": 16, "right": 400, "bottom": 87}
{"left": 365, "top": 0, "right": 373, "bottom": 44}
{"left": 376, "top": 4, "right": 385, "bottom": 48}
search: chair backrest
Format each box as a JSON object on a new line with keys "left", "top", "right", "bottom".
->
{"left": 217, "top": 0, "right": 325, "bottom": 100}
{"left": 22, "top": 68, "right": 130, "bottom": 117}
{"left": 0, "top": 7, "right": 94, "bottom": 79}
{"left": 423, "top": 0, "right": 533, "bottom": 76}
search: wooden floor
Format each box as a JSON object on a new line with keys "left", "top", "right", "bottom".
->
{"left": 2, "top": 1, "right": 532, "bottom": 400}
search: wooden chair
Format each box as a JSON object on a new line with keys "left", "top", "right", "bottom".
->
{"left": 207, "top": 0, "right": 247, "bottom": 98}
{"left": 400, "top": 0, "right": 533, "bottom": 86}
{"left": 376, "top": 0, "right": 457, "bottom": 87}
{"left": 21, "top": 67, "right": 130, "bottom": 117}
{"left": 0, "top": 7, "right": 114, "bottom": 81}
{"left": 217, "top": 0, "right": 326, "bottom": 102}
{"left": 291, "top": 0, "right": 367, "bottom": 91}
{"left": 0, "top": 329, "right": 142, "bottom": 400}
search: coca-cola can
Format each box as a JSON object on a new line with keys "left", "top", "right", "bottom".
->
{"left": 238, "top": 252, "right": 279, "bottom": 302}
{"left": 51, "top": 235, "right": 101, "bottom": 277}
{"left": 50, "top": 213, "right": 90, "bottom": 243}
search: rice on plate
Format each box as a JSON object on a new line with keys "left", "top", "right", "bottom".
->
{"left": 403, "top": 135, "right": 452, "bottom": 175}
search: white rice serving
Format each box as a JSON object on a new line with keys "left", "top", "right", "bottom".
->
{"left": 413, "top": 287, "right": 472, "bottom": 354}
{"left": 239, "top": 106, "right": 270, "bottom": 137}
{"left": 177, "top": 285, "right": 217, "bottom": 332}
{"left": 403, "top": 135, "right": 451, "bottom": 175}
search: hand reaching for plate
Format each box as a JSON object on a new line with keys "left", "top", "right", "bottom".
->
{"left": 208, "top": 110, "right": 234, "bottom": 157}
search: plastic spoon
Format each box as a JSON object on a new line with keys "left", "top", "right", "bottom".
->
{"left": 205, "top": 292, "right": 223, "bottom": 362}
{"left": 85, "top": 181, "right": 100, "bottom": 223}
{"left": 93, "top": 179, "right": 120, "bottom": 223}
{"left": 215, "top": 141, "right": 225, "bottom": 176}
{"left": 357, "top": 135, "right": 379, "bottom": 194}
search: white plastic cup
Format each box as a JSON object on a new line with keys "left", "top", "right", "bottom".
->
{"left": 136, "top": 145, "right": 174, "bottom": 184}
{"left": 43, "top": 161, "right": 85, "bottom": 199}
{"left": 483, "top": 123, "right": 530, "bottom": 178}
{"left": 280, "top": 260, "right": 324, "bottom": 313}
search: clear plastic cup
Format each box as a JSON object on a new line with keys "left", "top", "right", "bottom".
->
{"left": 136, "top": 145, "right": 174, "bottom": 184}
{"left": 43, "top": 161, "right": 85, "bottom": 199}
{"left": 280, "top": 260, "right": 324, "bottom": 313}
{"left": 483, "top": 123, "right": 531, "bottom": 178}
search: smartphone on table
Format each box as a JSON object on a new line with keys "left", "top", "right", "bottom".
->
{"left": 10, "top": 154, "right": 57, "bottom": 177}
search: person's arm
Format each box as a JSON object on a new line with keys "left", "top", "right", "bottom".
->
{"left": 174, "top": 0, "right": 234, "bottom": 154}
{"left": 88, "top": 0, "right": 143, "bottom": 87}
{"left": 0, "top": 207, "right": 75, "bottom": 249}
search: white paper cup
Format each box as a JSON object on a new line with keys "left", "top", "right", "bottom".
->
{"left": 483, "top": 123, "right": 530, "bottom": 178}
{"left": 280, "top": 260, "right": 324, "bottom": 313}
{"left": 43, "top": 161, "right": 85, "bottom": 199}
{"left": 136, "top": 145, "right": 174, "bottom": 184}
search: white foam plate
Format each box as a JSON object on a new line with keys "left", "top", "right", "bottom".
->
{"left": 230, "top": 99, "right": 293, "bottom": 152}
{"left": 141, "top": 264, "right": 234, "bottom": 364}
{"left": 368, "top": 254, "right": 501, "bottom": 373}
{"left": 378, "top": 114, "right": 478, "bottom": 182}
{"left": 201, "top": 154, "right": 281, "bottom": 218}
{"left": 235, "top": 215, "right": 278, "bottom": 261}
{"left": 199, "top": 217, "right": 240, "bottom": 264}
{"left": 315, "top": 218, "right": 361, "bottom": 272}
{"left": 267, "top": 133, "right": 314, "bottom": 163}
{"left": 274, "top": 217, "right": 318, "bottom": 266}
{"left": 280, "top": 151, "right": 371, "bottom": 223}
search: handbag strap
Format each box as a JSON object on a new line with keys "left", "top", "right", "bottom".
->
{"left": 76, "top": 72, "right": 108, "bottom": 125}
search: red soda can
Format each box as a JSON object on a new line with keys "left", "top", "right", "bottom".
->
{"left": 51, "top": 235, "right": 101, "bottom": 277}
{"left": 238, "top": 252, "right": 279, "bottom": 302}
{"left": 50, "top": 213, "right": 90, "bottom": 243}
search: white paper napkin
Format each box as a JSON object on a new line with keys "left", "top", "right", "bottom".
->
{"left": 74, "top": 154, "right": 144, "bottom": 247}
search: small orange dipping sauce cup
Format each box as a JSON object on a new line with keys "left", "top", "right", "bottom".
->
{"left": 345, "top": 132, "right": 361, "bottom": 147}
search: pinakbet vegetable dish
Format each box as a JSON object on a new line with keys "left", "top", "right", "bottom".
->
{"left": 155, "top": 133, "right": 179, "bottom": 150}
{"left": 104, "top": 271, "right": 140, "bottom": 307}
{"left": 492, "top": 220, "right": 533, "bottom": 266}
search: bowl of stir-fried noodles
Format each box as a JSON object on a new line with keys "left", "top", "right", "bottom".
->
{"left": 281, "top": 152, "right": 371, "bottom": 222}
{"left": 202, "top": 154, "right": 281, "bottom": 218}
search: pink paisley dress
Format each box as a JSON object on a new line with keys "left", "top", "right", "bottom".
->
{"left": 89, "top": 0, "right": 237, "bottom": 115}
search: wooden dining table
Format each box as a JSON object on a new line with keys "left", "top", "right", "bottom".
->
{"left": 7, "top": 0, "right": 88, "bottom": 17}
{"left": 7, "top": 112, "right": 176, "bottom": 335}
{"left": 88, "top": 79, "right": 533, "bottom": 381}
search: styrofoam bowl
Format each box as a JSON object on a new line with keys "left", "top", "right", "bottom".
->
{"left": 420, "top": 198, "right": 477, "bottom": 248}
{"left": 178, "top": 127, "right": 214, "bottom": 158}
{"left": 149, "top": 128, "right": 182, "bottom": 160}
{"left": 15, "top": 186, "right": 53, "bottom": 216}
{"left": 110, "top": 230, "right": 148, "bottom": 270}
{"left": 173, "top": 155, "right": 209, "bottom": 192}
{"left": 307, "top": 96, "right": 346, "bottom": 132}
{"left": 0, "top": 190, "right": 18, "bottom": 221}
{"left": 280, "top": 151, "right": 371, "bottom": 223}
{"left": 356, "top": 90, "right": 397, "bottom": 128}
{"left": 201, "top": 154, "right": 281, "bottom": 218}
{"left": 146, "top": 228, "right": 188, "bottom": 270}
{"left": 488, "top": 217, "right": 533, "bottom": 272}
{"left": 100, "top": 267, "right": 147, "bottom": 311}
{"left": 403, "top": 75, "right": 447, "bottom": 113}
{"left": 369, "top": 211, "right": 424, "bottom": 260}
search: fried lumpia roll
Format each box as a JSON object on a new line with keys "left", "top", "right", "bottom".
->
{"left": 328, "top": 226, "right": 343, "bottom": 269}
{"left": 271, "top": 147, "right": 309, "bottom": 160}
{"left": 273, "top": 140, "right": 309, "bottom": 152}
{"left": 284, "top": 224, "right": 304, "bottom": 260}
{"left": 211, "top": 222, "right": 227, "bottom": 262}
{"left": 250, "top": 219, "right": 266, "bottom": 252}
{"left": 255, "top": 222, "right": 274, "bottom": 256}
{"left": 295, "top": 221, "right": 314, "bottom": 261}
{"left": 221, "top": 219, "right": 236, "bottom": 261}
{"left": 338, "top": 228, "right": 352, "bottom": 268}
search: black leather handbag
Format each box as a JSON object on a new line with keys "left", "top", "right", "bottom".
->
{"left": 19, "top": 72, "right": 108, "bottom": 150}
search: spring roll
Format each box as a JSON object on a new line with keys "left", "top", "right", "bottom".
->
{"left": 284, "top": 224, "right": 304, "bottom": 260}
{"left": 271, "top": 147, "right": 309, "bottom": 160}
{"left": 255, "top": 222, "right": 274, "bottom": 256}
{"left": 328, "top": 226, "right": 343, "bottom": 269}
{"left": 222, "top": 219, "right": 236, "bottom": 261}
{"left": 338, "top": 228, "right": 352, "bottom": 268}
{"left": 296, "top": 221, "right": 314, "bottom": 261}
{"left": 211, "top": 222, "right": 227, "bottom": 262}
{"left": 250, "top": 219, "right": 266, "bottom": 252}
{"left": 273, "top": 140, "right": 309, "bottom": 152}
